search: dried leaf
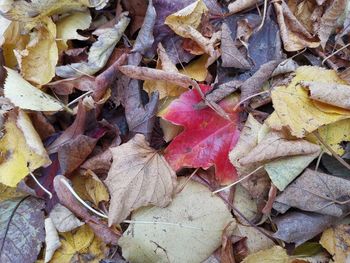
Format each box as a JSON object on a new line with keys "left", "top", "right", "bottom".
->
{"left": 0, "top": 109, "right": 51, "bottom": 187}
{"left": 104, "top": 134, "right": 177, "bottom": 226}
{"left": 274, "top": 169, "right": 350, "bottom": 217}
{"left": 50, "top": 225, "right": 107, "bottom": 263}
{"left": 268, "top": 66, "right": 350, "bottom": 137}
{"left": 81, "top": 149, "right": 113, "bottom": 176}
{"left": 0, "top": 196, "right": 45, "bottom": 262}
{"left": 242, "top": 246, "right": 289, "bottom": 263}
{"left": 320, "top": 224, "right": 350, "bottom": 263}
{"left": 228, "top": 0, "right": 260, "bottom": 14}
{"left": 273, "top": 211, "right": 335, "bottom": 245}
{"left": 274, "top": 1, "right": 319, "bottom": 52}
{"left": 162, "top": 84, "right": 240, "bottom": 184}
{"left": 49, "top": 203, "right": 84, "bottom": 233}
{"left": 44, "top": 218, "right": 61, "bottom": 263}
{"left": 0, "top": 183, "right": 27, "bottom": 202}
{"left": 318, "top": 0, "right": 347, "bottom": 47}
{"left": 56, "top": 14, "right": 130, "bottom": 78}
{"left": 56, "top": 11, "right": 92, "bottom": 51}
{"left": 119, "top": 178, "right": 235, "bottom": 263}
{"left": 4, "top": 67, "right": 64, "bottom": 112}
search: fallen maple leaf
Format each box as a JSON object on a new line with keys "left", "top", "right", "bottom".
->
{"left": 162, "top": 84, "right": 240, "bottom": 184}
{"left": 104, "top": 134, "right": 177, "bottom": 226}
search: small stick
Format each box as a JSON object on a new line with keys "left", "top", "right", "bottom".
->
{"left": 176, "top": 168, "right": 199, "bottom": 194}
{"left": 66, "top": 90, "right": 94, "bottom": 108}
{"left": 233, "top": 90, "right": 270, "bottom": 111}
{"left": 212, "top": 165, "right": 264, "bottom": 194}
{"left": 29, "top": 171, "right": 52, "bottom": 199}
{"left": 256, "top": 0, "right": 268, "bottom": 31}
{"left": 322, "top": 43, "right": 350, "bottom": 65}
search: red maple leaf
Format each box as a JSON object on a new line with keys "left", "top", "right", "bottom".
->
{"left": 162, "top": 84, "right": 240, "bottom": 184}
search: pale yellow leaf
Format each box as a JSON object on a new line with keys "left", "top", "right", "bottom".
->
{"left": 0, "top": 110, "right": 51, "bottom": 187}
{"left": 119, "top": 178, "right": 235, "bottom": 263}
{"left": 49, "top": 204, "right": 84, "bottom": 233}
{"left": 56, "top": 11, "right": 92, "bottom": 51}
{"left": 4, "top": 67, "right": 64, "bottom": 111}
{"left": 242, "top": 246, "right": 290, "bottom": 263}
{"left": 44, "top": 218, "right": 61, "bottom": 263}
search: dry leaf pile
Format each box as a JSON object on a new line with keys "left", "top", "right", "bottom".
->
{"left": 1, "top": 0, "right": 350, "bottom": 262}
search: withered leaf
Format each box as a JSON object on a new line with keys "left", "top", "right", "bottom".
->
{"left": 0, "top": 197, "right": 45, "bottom": 262}
{"left": 104, "top": 134, "right": 177, "bottom": 226}
{"left": 49, "top": 203, "right": 84, "bottom": 233}
{"left": 273, "top": 169, "right": 350, "bottom": 217}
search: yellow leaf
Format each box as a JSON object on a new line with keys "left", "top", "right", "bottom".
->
{"left": 0, "top": 183, "right": 27, "bottom": 202}
{"left": 268, "top": 66, "right": 350, "bottom": 137}
{"left": 56, "top": 11, "right": 92, "bottom": 51}
{"left": 242, "top": 246, "right": 290, "bottom": 263}
{"left": 320, "top": 225, "right": 350, "bottom": 263}
{"left": 164, "top": 0, "right": 208, "bottom": 38}
{"left": 15, "top": 17, "right": 58, "bottom": 85}
{"left": 0, "top": 110, "right": 51, "bottom": 187}
{"left": 179, "top": 54, "right": 209, "bottom": 81}
{"left": 4, "top": 67, "right": 65, "bottom": 111}
{"left": 51, "top": 225, "right": 107, "bottom": 263}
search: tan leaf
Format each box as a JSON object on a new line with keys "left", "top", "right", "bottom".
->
{"left": 318, "top": 0, "right": 347, "bottom": 47}
{"left": 274, "top": 1, "right": 319, "bottom": 52}
{"left": 239, "top": 131, "right": 321, "bottom": 166}
{"left": 104, "top": 134, "right": 177, "bottom": 226}
{"left": 242, "top": 246, "right": 290, "bottom": 263}
{"left": 49, "top": 204, "right": 84, "bottom": 233}
{"left": 228, "top": 0, "right": 260, "bottom": 14}
{"left": 301, "top": 81, "right": 350, "bottom": 110}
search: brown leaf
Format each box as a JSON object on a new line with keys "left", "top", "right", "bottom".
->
{"left": 221, "top": 223, "right": 236, "bottom": 263}
{"left": 318, "top": 0, "right": 347, "bottom": 48}
{"left": 240, "top": 60, "right": 282, "bottom": 106}
{"left": 104, "top": 134, "right": 177, "bottom": 226}
{"left": 239, "top": 131, "right": 321, "bottom": 166}
{"left": 221, "top": 23, "right": 250, "bottom": 69}
{"left": 301, "top": 81, "right": 350, "bottom": 110}
{"left": 54, "top": 175, "right": 120, "bottom": 245}
{"left": 46, "top": 76, "right": 94, "bottom": 96}
{"left": 81, "top": 149, "right": 113, "bottom": 176}
{"left": 29, "top": 112, "right": 55, "bottom": 140}
{"left": 58, "top": 135, "right": 97, "bottom": 174}
{"left": 339, "top": 68, "right": 350, "bottom": 85}
{"left": 273, "top": 211, "right": 335, "bottom": 245}
{"left": 228, "top": 0, "right": 261, "bottom": 14}
{"left": 273, "top": 169, "right": 350, "bottom": 217}
{"left": 274, "top": 1, "right": 319, "bottom": 51}
{"left": 118, "top": 65, "right": 194, "bottom": 88}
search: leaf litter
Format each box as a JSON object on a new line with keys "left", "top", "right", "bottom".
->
{"left": 0, "top": 0, "right": 350, "bottom": 262}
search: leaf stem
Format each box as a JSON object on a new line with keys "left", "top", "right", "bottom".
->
{"left": 29, "top": 171, "right": 52, "bottom": 199}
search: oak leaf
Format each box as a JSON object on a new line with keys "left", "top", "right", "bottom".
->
{"left": 162, "top": 84, "right": 240, "bottom": 184}
{"left": 104, "top": 134, "right": 177, "bottom": 226}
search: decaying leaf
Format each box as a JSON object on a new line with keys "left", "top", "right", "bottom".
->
{"left": 241, "top": 246, "right": 289, "bottom": 263}
{"left": 0, "top": 196, "right": 45, "bottom": 262}
{"left": 320, "top": 224, "right": 350, "bottom": 263}
{"left": 104, "top": 134, "right": 177, "bottom": 226}
{"left": 273, "top": 169, "right": 350, "bottom": 217}
{"left": 162, "top": 84, "right": 240, "bottom": 184}
{"left": 0, "top": 109, "right": 51, "bottom": 187}
{"left": 44, "top": 218, "right": 61, "bottom": 263}
{"left": 49, "top": 203, "right": 85, "bottom": 233}
{"left": 268, "top": 66, "right": 350, "bottom": 137}
{"left": 119, "top": 178, "right": 235, "bottom": 263}
{"left": 50, "top": 225, "right": 107, "bottom": 263}
{"left": 56, "top": 14, "right": 130, "bottom": 78}
{"left": 4, "top": 67, "right": 64, "bottom": 112}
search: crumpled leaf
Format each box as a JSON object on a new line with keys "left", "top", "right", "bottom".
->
{"left": 56, "top": 11, "right": 92, "bottom": 51}
{"left": 50, "top": 225, "right": 107, "bottom": 263}
{"left": 242, "top": 246, "right": 289, "bottom": 263}
{"left": 273, "top": 169, "right": 350, "bottom": 217}
{"left": 104, "top": 134, "right": 177, "bottom": 226}
{"left": 301, "top": 81, "right": 350, "bottom": 110}
{"left": 228, "top": 0, "right": 260, "bottom": 14}
{"left": 273, "top": 211, "right": 335, "bottom": 246}
{"left": 274, "top": 1, "right": 319, "bottom": 52}
{"left": 49, "top": 203, "right": 84, "bottom": 233}
{"left": 44, "top": 218, "right": 61, "bottom": 263}
{"left": 0, "top": 196, "right": 45, "bottom": 262}
{"left": 267, "top": 66, "right": 350, "bottom": 138}
{"left": 56, "top": 14, "right": 130, "bottom": 78}
{"left": 320, "top": 224, "right": 350, "bottom": 263}
{"left": 319, "top": 0, "right": 347, "bottom": 47}
{"left": 0, "top": 109, "right": 51, "bottom": 187}
{"left": 162, "top": 84, "right": 240, "bottom": 184}
{"left": 119, "top": 178, "right": 235, "bottom": 263}
{"left": 221, "top": 22, "right": 250, "bottom": 69}
{"left": 15, "top": 17, "right": 58, "bottom": 85}
{"left": 4, "top": 67, "right": 64, "bottom": 112}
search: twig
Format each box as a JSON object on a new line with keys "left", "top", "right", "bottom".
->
{"left": 66, "top": 90, "right": 94, "bottom": 108}
{"left": 29, "top": 171, "right": 52, "bottom": 199}
{"left": 322, "top": 43, "right": 350, "bottom": 65}
{"left": 176, "top": 168, "right": 199, "bottom": 194}
{"left": 212, "top": 165, "right": 264, "bottom": 194}
{"left": 234, "top": 90, "right": 270, "bottom": 111}
{"left": 256, "top": 0, "right": 268, "bottom": 31}
{"left": 315, "top": 150, "right": 325, "bottom": 172}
